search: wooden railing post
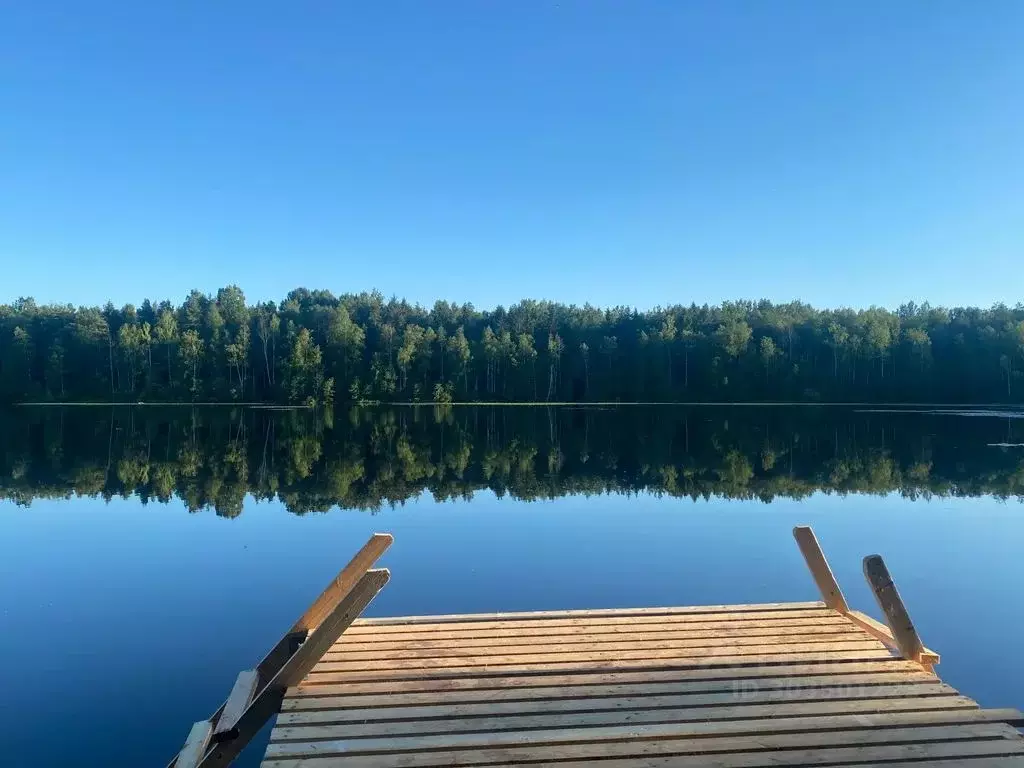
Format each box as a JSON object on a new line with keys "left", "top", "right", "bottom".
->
{"left": 792, "top": 526, "right": 849, "bottom": 613}
{"left": 863, "top": 554, "right": 928, "bottom": 665}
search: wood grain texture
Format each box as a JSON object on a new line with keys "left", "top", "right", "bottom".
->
{"left": 301, "top": 648, "right": 901, "bottom": 684}
{"left": 283, "top": 670, "right": 939, "bottom": 710}
{"left": 793, "top": 525, "right": 850, "bottom": 612}
{"left": 848, "top": 608, "right": 940, "bottom": 666}
{"left": 176, "top": 721, "right": 212, "bottom": 768}
{"left": 864, "top": 554, "right": 926, "bottom": 663}
{"left": 296, "top": 534, "right": 393, "bottom": 635}
{"left": 277, "top": 681, "right": 958, "bottom": 726}
{"left": 345, "top": 608, "right": 832, "bottom": 635}
{"left": 289, "top": 659, "right": 926, "bottom": 697}
{"left": 270, "top": 693, "right": 980, "bottom": 742}
{"left": 324, "top": 631, "right": 876, "bottom": 662}
{"left": 262, "top": 721, "right": 1024, "bottom": 767}
{"left": 265, "top": 704, "right": 1022, "bottom": 759}
{"left": 212, "top": 668, "right": 258, "bottom": 741}
{"left": 332, "top": 618, "right": 856, "bottom": 648}
{"left": 261, "top": 599, "right": 1023, "bottom": 768}
{"left": 351, "top": 601, "right": 826, "bottom": 626}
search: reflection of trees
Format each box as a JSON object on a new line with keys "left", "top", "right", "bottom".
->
{"left": 2, "top": 406, "right": 1024, "bottom": 516}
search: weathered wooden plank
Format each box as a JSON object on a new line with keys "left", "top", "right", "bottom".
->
{"left": 290, "top": 659, "right": 925, "bottom": 697}
{"left": 353, "top": 601, "right": 825, "bottom": 626}
{"left": 261, "top": 756, "right": 1024, "bottom": 768}
{"left": 212, "top": 668, "right": 259, "bottom": 742}
{"left": 864, "top": 554, "right": 927, "bottom": 664}
{"left": 176, "top": 720, "right": 212, "bottom": 768}
{"left": 513, "top": 739, "right": 1024, "bottom": 768}
{"left": 848, "top": 608, "right": 940, "bottom": 666}
{"left": 335, "top": 615, "right": 854, "bottom": 643}
{"left": 312, "top": 639, "right": 889, "bottom": 673}
{"left": 346, "top": 607, "right": 832, "bottom": 634}
{"left": 195, "top": 569, "right": 390, "bottom": 768}
{"left": 262, "top": 722, "right": 1024, "bottom": 767}
{"left": 329, "top": 624, "right": 863, "bottom": 654}
{"left": 269, "top": 693, "right": 980, "bottom": 742}
{"left": 793, "top": 525, "right": 850, "bottom": 612}
{"left": 277, "top": 681, "right": 957, "bottom": 725}
{"left": 264, "top": 705, "right": 1022, "bottom": 758}
{"left": 301, "top": 648, "right": 900, "bottom": 683}
{"left": 326, "top": 631, "right": 875, "bottom": 662}
{"left": 283, "top": 670, "right": 939, "bottom": 710}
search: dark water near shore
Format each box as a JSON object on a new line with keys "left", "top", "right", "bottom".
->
{"left": 1, "top": 404, "right": 1023, "bottom": 766}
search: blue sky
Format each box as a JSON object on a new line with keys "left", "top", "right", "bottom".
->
{"left": 1, "top": 1, "right": 1021, "bottom": 311}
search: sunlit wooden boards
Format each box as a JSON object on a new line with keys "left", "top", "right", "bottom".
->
{"left": 261, "top": 601, "right": 1024, "bottom": 767}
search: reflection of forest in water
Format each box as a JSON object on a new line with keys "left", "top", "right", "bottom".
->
{"left": 2, "top": 406, "right": 1024, "bottom": 516}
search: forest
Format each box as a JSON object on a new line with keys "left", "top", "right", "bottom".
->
{"left": 2, "top": 287, "right": 1024, "bottom": 404}
{"left": 3, "top": 406, "right": 1023, "bottom": 515}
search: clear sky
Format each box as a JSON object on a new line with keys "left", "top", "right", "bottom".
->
{"left": 2, "top": 1, "right": 1021, "bottom": 311}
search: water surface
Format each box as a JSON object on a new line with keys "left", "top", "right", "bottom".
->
{"left": 1, "top": 405, "right": 1023, "bottom": 766}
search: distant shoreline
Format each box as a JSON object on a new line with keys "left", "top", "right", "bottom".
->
{"left": 11, "top": 400, "right": 1024, "bottom": 409}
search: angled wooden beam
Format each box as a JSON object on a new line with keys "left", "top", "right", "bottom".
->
{"left": 166, "top": 532, "right": 393, "bottom": 768}
{"left": 863, "top": 554, "right": 928, "bottom": 666}
{"left": 257, "top": 532, "right": 393, "bottom": 681}
{"left": 792, "top": 526, "right": 849, "bottom": 613}
{"left": 846, "top": 608, "right": 940, "bottom": 668}
{"left": 195, "top": 568, "right": 390, "bottom": 768}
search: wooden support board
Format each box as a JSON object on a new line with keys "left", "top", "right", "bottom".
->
{"left": 261, "top": 601, "right": 1024, "bottom": 767}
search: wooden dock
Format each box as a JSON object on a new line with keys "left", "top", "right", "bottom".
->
{"left": 171, "top": 529, "right": 1024, "bottom": 767}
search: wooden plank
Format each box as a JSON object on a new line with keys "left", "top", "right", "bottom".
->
{"left": 848, "top": 608, "right": 940, "bottom": 666}
{"left": 262, "top": 723, "right": 1024, "bottom": 767}
{"left": 301, "top": 648, "right": 900, "bottom": 683}
{"left": 515, "top": 739, "right": 1024, "bottom": 768}
{"left": 277, "top": 681, "right": 957, "bottom": 725}
{"left": 312, "top": 639, "right": 889, "bottom": 673}
{"left": 354, "top": 601, "right": 825, "bottom": 625}
{"left": 282, "top": 670, "right": 939, "bottom": 710}
{"left": 336, "top": 615, "right": 854, "bottom": 643}
{"left": 289, "top": 659, "right": 926, "bottom": 697}
{"left": 176, "top": 721, "right": 212, "bottom": 768}
{"left": 262, "top": 756, "right": 1024, "bottom": 768}
{"left": 212, "top": 668, "right": 259, "bottom": 742}
{"left": 270, "top": 693, "right": 980, "bottom": 742}
{"left": 864, "top": 554, "right": 927, "bottom": 663}
{"left": 264, "top": 706, "right": 1023, "bottom": 758}
{"left": 330, "top": 622, "right": 862, "bottom": 652}
{"left": 195, "top": 569, "right": 390, "bottom": 768}
{"left": 326, "top": 631, "right": 875, "bottom": 662}
{"left": 346, "top": 607, "right": 832, "bottom": 634}
{"left": 793, "top": 525, "right": 850, "bottom": 612}
{"left": 297, "top": 534, "right": 393, "bottom": 633}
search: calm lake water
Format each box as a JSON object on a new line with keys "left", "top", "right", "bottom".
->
{"left": 2, "top": 404, "right": 1023, "bottom": 766}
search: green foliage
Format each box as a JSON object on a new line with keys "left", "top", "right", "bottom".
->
{"left": 3, "top": 291, "right": 1024, "bottom": 404}
{"left": 3, "top": 405, "right": 1024, "bottom": 515}
{"left": 433, "top": 382, "right": 454, "bottom": 404}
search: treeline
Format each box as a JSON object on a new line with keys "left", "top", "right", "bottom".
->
{"left": 2, "top": 288, "right": 1024, "bottom": 404}
{"left": 3, "top": 406, "right": 1023, "bottom": 514}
